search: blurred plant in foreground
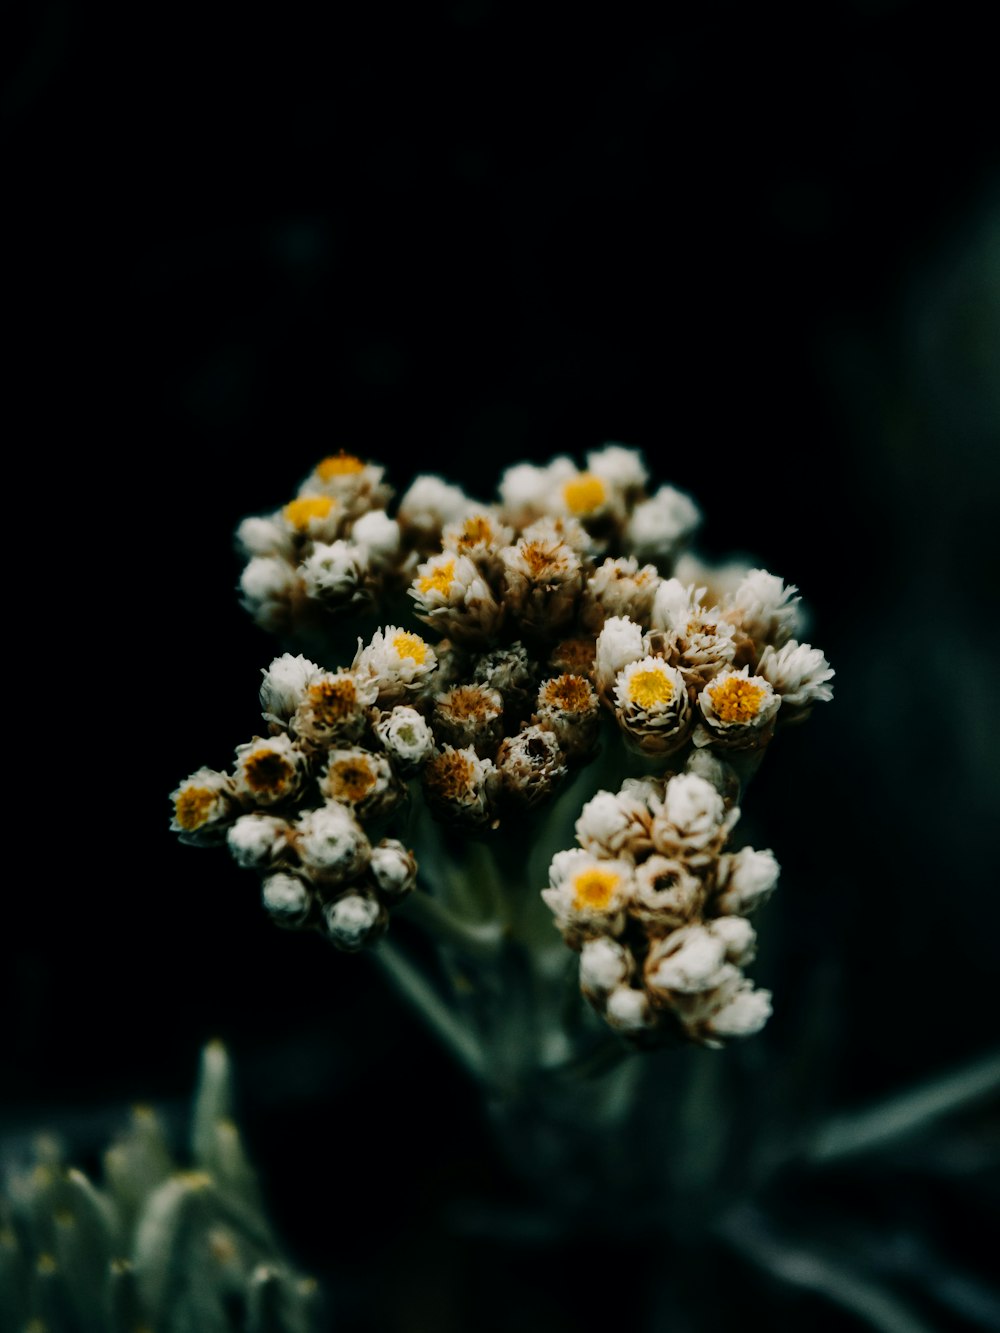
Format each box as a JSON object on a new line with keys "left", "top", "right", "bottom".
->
{"left": 0, "top": 1044, "right": 321, "bottom": 1333}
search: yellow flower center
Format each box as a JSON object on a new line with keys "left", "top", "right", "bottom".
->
{"left": 328, "top": 758, "right": 377, "bottom": 802}
{"left": 542, "top": 673, "right": 594, "bottom": 714}
{"left": 418, "top": 559, "right": 456, "bottom": 597}
{"left": 627, "top": 667, "right": 674, "bottom": 710}
{"left": 174, "top": 786, "right": 217, "bottom": 830}
{"left": 316, "top": 451, "right": 365, "bottom": 479}
{"left": 283, "top": 494, "right": 335, "bottom": 530}
{"left": 563, "top": 472, "right": 607, "bottom": 516}
{"left": 708, "top": 675, "right": 767, "bottom": 723}
{"left": 458, "top": 515, "right": 494, "bottom": 548}
{"left": 425, "top": 750, "right": 474, "bottom": 800}
{"left": 572, "top": 866, "right": 620, "bottom": 911}
{"left": 308, "top": 676, "right": 357, "bottom": 725}
{"left": 242, "top": 749, "right": 294, "bottom": 793}
{"left": 443, "top": 685, "right": 495, "bottom": 720}
{"left": 392, "top": 631, "right": 428, "bottom": 663}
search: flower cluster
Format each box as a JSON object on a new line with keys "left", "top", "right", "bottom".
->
{"left": 171, "top": 443, "right": 832, "bottom": 1044}
{"left": 543, "top": 759, "right": 778, "bottom": 1046}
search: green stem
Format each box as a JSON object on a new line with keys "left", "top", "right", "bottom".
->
{"left": 397, "top": 888, "right": 504, "bottom": 959}
{"left": 371, "top": 938, "right": 487, "bottom": 1083}
{"left": 807, "top": 1048, "right": 1000, "bottom": 1165}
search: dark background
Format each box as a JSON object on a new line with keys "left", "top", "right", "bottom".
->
{"left": 5, "top": 2, "right": 999, "bottom": 1329}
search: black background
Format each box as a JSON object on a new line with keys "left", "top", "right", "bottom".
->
{"left": 5, "top": 2, "right": 1000, "bottom": 1329}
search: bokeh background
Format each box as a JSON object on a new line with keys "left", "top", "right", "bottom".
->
{"left": 6, "top": 2, "right": 999, "bottom": 1329}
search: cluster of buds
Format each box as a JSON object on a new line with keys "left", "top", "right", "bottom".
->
{"left": 171, "top": 443, "right": 832, "bottom": 1045}
{"left": 543, "top": 759, "right": 779, "bottom": 1046}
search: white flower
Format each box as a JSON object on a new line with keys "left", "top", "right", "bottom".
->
{"left": 535, "top": 673, "right": 600, "bottom": 759}
{"left": 293, "top": 669, "right": 377, "bottom": 745}
{"left": 605, "top": 986, "right": 654, "bottom": 1032}
{"left": 612, "top": 656, "right": 692, "bottom": 755}
{"left": 235, "top": 514, "right": 295, "bottom": 560}
{"left": 579, "top": 937, "right": 632, "bottom": 994}
{"left": 697, "top": 666, "right": 781, "bottom": 748}
{"left": 624, "top": 485, "right": 700, "bottom": 563}
{"left": 319, "top": 748, "right": 401, "bottom": 820}
{"left": 497, "top": 457, "right": 576, "bottom": 527}
{"left": 714, "top": 847, "right": 779, "bottom": 915}
{"left": 594, "top": 615, "right": 644, "bottom": 694}
{"left": 422, "top": 745, "right": 498, "bottom": 828}
{"left": 233, "top": 734, "right": 308, "bottom": 806}
{"left": 645, "top": 925, "right": 729, "bottom": 995}
{"left": 298, "top": 452, "right": 389, "bottom": 516}
{"left": 757, "top": 640, "right": 834, "bottom": 708}
{"left": 433, "top": 683, "right": 505, "bottom": 755}
{"left": 631, "top": 856, "right": 703, "bottom": 927}
{"left": 301, "top": 541, "right": 368, "bottom": 605}
{"left": 574, "top": 788, "right": 651, "bottom": 858}
{"left": 496, "top": 724, "right": 568, "bottom": 807}
{"left": 409, "top": 551, "right": 502, "bottom": 641}
{"left": 262, "top": 872, "right": 312, "bottom": 926}
{"left": 259, "top": 653, "right": 323, "bottom": 724}
{"left": 585, "top": 442, "right": 649, "bottom": 493}
{"left": 708, "top": 915, "right": 757, "bottom": 966}
{"left": 704, "top": 983, "right": 772, "bottom": 1040}
{"left": 542, "top": 849, "right": 632, "bottom": 935}
{"left": 226, "top": 813, "right": 291, "bottom": 869}
{"left": 520, "top": 514, "right": 594, "bottom": 555}
{"left": 239, "top": 556, "right": 300, "bottom": 631}
{"left": 369, "top": 839, "right": 418, "bottom": 898}
{"left": 353, "top": 626, "right": 438, "bottom": 702}
{"left": 555, "top": 468, "right": 621, "bottom": 523}
{"left": 397, "top": 474, "right": 476, "bottom": 543}
{"left": 351, "top": 509, "right": 401, "bottom": 565}
{"left": 647, "top": 581, "right": 737, "bottom": 688}
{"left": 728, "top": 569, "right": 803, "bottom": 647}
{"left": 294, "top": 803, "right": 371, "bottom": 882}
{"left": 500, "top": 537, "right": 583, "bottom": 634}
{"left": 280, "top": 493, "right": 343, "bottom": 542}
{"left": 651, "top": 772, "right": 733, "bottom": 860}
{"left": 374, "top": 706, "right": 436, "bottom": 773}
{"left": 170, "top": 767, "right": 237, "bottom": 841}
{"left": 441, "top": 509, "right": 514, "bottom": 560}
{"left": 583, "top": 557, "right": 660, "bottom": 630}
{"left": 324, "top": 892, "right": 383, "bottom": 950}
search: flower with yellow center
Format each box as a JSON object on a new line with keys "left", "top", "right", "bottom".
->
{"left": 234, "top": 735, "right": 306, "bottom": 805}
{"left": 307, "top": 676, "right": 357, "bottom": 726}
{"left": 627, "top": 666, "right": 674, "bottom": 710}
{"left": 696, "top": 668, "right": 780, "bottom": 747}
{"left": 707, "top": 675, "right": 767, "bottom": 723}
{"left": 170, "top": 767, "right": 235, "bottom": 838}
{"left": 541, "top": 673, "right": 594, "bottom": 715}
{"left": 173, "top": 786, "right": 217, "bottom": 831}
{"left": 418, "top": 558, "right": 456, "bottom": 597}
{"left": 392, "top": 631, "right": 428, "bottom": 664}
{"left": 282, "top": 494, "right": 335, "bottom": 531}
{"left": 325, "top": 756, "right": 377, "bottom": 803}
{"left": 572, "top": 866, "right": 620, "bottom": 911}
{"left": 316, "top": 451, "right": 365, "bottom": 480}
{"left": 563, "top": 472, "right": 607, "bottom": 516}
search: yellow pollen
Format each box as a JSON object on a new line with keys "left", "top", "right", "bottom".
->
{"left": 328, "top": 759, "right": 376, "bottom": 802}
{"left": 283, "top": 494, "right": 334, "bottom": 530}
{"left": 308, "top": 676, "right": 357, "bottom": 725}
{"left": 316, "top": 451, "right": 365, "bottom": 479}
{"left": 543, "top": 674, "right": 593, "bottom": 713}
{"left": 708, "top": 676, "right": 767, "bottom": 723}
{"left": 443, "top": 686, "right": 493, "bottom": 720}
{"left": 392, "top": 631, "right": 428, "bottom": 663}
{"left": 458, "top": 516, "right": 493, "bottom": 548}
{"left": 425, "top": 750, "right": 474, "bottom": 801}
{"left": 627, "top": 668, "right": 674, "bottom": 710}
{"left": 521, "top": 541, "right": 555, "bottom": 579}
{"left": 242, "top": 749, "right": 294, "bottom": 793}
{"left": 572, "top": 867, "right": 620, "bottom": 911}
{"left": 174, "top": 786, "right": 217, "bottom": 830}
{"left": 563, "top": 472, "right": 607, "bottom": 516}
{"left": 418, "top": 559, "right": 456, "bottom": 597}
